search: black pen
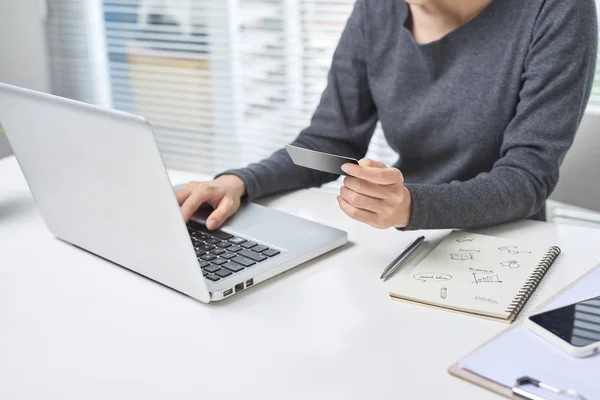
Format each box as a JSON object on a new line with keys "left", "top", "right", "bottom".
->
{"left": 380, "top": 236, "right": 426, "bottom": 281}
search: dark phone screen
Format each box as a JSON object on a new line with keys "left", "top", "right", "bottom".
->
{"left": 529, "top": 296, "right": 600, "bottom": 347}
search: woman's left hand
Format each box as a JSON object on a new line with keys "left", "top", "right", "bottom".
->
{"left": 337, "top": 158, "right": 412, "bottom": 229}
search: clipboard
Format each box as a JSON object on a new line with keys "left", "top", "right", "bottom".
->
{"left": 448, "top": 263, "right": 600, "bottom": 399}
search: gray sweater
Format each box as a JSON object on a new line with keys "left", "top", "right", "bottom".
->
{"left": 221, "top": 0, "right": 598, "bottom": 230}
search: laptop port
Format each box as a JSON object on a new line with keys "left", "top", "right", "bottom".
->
{"left": 223, "top": 288, "right": 233, "bottom": 297}
{"left": 245, "top": 279, "right": 254, "bottom": 287}
{"left": 235, "top": 283, "right": 245, "bottom": 293}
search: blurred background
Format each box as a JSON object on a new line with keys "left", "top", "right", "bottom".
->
{"left": 0, "top": 0, "right": 599, "bottom": 227}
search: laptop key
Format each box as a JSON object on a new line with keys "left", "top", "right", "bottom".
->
{"left": 238, "top": 249, "right": 267, "bottom": 262}
{"left": 200, "top": 254, "right": 217, "bottom": 261}
{"left": 231, "top": 256, "right": 256, "bottom": 267}
{"left": 228, "top": 245, "right": 243, "bottom": 253}
{"left": 221, "top": 252, "right": 237, "bottom": 260}
{"left": 228, "top": 237, "right": 246, "bottom": 245}
{"left": 187, "top": 220, "right": 202, "bottom": 228}
{"left": 241, "top": 241, "right": 257, "bottom": 249}
{"left": 198, "top": 261, "right": 211, "bottom": 269}
{"left": 205, "top": 274, "right": 220, "bottom": 282}
{"left": 252, "top": 245, "right": 268, "bottom": 253}
{"left": 217, "top": 241, "right": 232, "bottom": 249}
{"left": 215, "top": 269, "right": 233, "bottom": 278}
{"left": 262, "top": 249, "right": 280, "bottom": 257}
{"left": 203, "top": 271, "right": 208, "bottom": 277}
{"left": 211, "top": 258, "right": 228, "bottom": 266}
{"left": 209, "top": 230, "right": 234, "bottom": 240}
{"left": 206, "top": 238, "right": 220, "bottom": 245}
{"left": 224, "top": 262, "right": 244, "bottom": 273}
{"left": 204, "top": 265, "right": 221, "bottom": 273}
{"left": 199, "top": 244, "right": 215, "bottom": 252}
{"left": 187, "top": 221, "right": 207, "bottom": 232}
{"left": 210, "top": 248, "right": 226, "bottom": 255}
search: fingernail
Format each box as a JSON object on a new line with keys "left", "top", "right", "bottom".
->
{"left": 341, "top": 164, "right": 350, "bottom": 173}
{"left": 207, "top": 219, "right": 218, "bottom": 229}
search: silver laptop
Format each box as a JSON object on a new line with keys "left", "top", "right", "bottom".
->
{"left": 0, "top": 83, "right": 347, "bottom": 302}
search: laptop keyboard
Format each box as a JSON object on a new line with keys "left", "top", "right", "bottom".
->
{"left": 187, "top": 221, "right": 281, "bottom": 282}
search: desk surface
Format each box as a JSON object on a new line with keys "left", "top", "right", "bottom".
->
{"left": 2, "top": 155, "right": 600, "bottom": 400}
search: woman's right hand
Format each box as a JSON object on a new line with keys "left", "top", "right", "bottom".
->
{"left": 175, "top": 175, "right": 246, "bottom": 230}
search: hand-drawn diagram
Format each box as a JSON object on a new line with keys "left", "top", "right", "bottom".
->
{"left": 469, "top": 267, "right": 494, "bottom": 274}
{"left": 440, "top": 287, "right": 448, "bottom": 300}
{"left": 451, "top": 253, "right": 474, "bottom": 261}
{"left": 499, "top": 246, "right": 531, "bottom": 255}
{"left": 500, "top": 259, "right": 522, "bottom": 269}
{"left": 413, "top": 273, "right": 453, "bottom": 283}
{"left": 456, "top": 235, "right": 474, "bottom": 243}
{"left": 472, "top": 272, "right": 503, "bottom": 284}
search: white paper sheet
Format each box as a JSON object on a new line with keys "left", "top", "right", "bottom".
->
{"left": 459, "top": 266, "right": 600, "bottom": 400}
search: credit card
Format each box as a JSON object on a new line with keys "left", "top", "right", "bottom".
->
{"left": 285, "top": 144, "right": 359, "bottom": 176}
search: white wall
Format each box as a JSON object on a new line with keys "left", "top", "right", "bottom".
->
{"left": 0, "top": 0, "right": 51, "bottom": 158}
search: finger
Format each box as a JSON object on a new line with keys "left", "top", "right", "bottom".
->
{"left": 358, "top": 158, "right": 387, "bottom": 168}
{"left": 180, "top": 188, "right": 214, "bottom": 223}
{"left": 206, "top": 197, "right": 238, "bottom": 230}
{"left": 343, "top": 176, "right": 386, "bottom": 199}
{"left": 175, "top": 183, "right": 193, "bottom": 206}
{"left": 341, "top": 164, "right": 402, "bottom": 185}
{"left": 337, "top": 196, "right": 377, "bottom": 225}
{"left": 340, "top": 186, "right": 383, "bottom": 213}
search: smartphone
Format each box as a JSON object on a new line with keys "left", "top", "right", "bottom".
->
{"left": 525, "top": 295, "right": 600, "bottom": 357}
{"left": 285, "top": 144, "right": 359, "bottom": 176}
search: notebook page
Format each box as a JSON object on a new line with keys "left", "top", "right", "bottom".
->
{"left": 388, "top": 231, "right": 556, "bottom": 318}
{"left": 459, "top": 266, "right": 600, "bottom": 400}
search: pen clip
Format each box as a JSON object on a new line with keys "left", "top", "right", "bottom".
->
{"left": 513, "top": 376, "right": 587, "bottom": 400}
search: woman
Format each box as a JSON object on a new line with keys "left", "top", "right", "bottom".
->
{"left": 176, "top": 0, "right": 598, "bottom": 231}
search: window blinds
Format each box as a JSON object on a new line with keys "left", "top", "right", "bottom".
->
{"left": 46, "top": 0, "right": 600, "bottom": 180}
{"left": 300, "top": 0, "right": 397, "bottom": 174}
{"left": 46, "top": 0, "right": 111, "bottom": 107}
{"left": 47, "top": 0, "right": 396, "bottom": 181}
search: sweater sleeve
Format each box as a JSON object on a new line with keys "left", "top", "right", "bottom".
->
{"left": 403, "top": 0, "right": 598, "bottom": 230}
{"left": 216, "top": 0, "right": 378, "bottom": 201}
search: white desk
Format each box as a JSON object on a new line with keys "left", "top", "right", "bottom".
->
{"left": 1, "top": 155, "right": 600, "bottom": 400}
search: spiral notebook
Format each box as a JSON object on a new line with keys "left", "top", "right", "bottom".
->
{"left": 388, "top": 231, "right": 561, "bottom": 322}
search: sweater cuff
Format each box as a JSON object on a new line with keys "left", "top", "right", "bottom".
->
{"left": 214, "top": 168, "right": 260, "bottom": 202}
{"left": 398, "top": 183, "right": 430, "bottom": 231}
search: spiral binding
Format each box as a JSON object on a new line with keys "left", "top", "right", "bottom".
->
{"left": 505, "top": 246, "right": 561, "bottom": 321}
